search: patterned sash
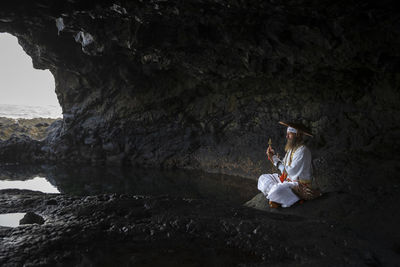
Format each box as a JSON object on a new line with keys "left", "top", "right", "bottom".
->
{"left": 279, "top": 145, "right": 300, "bottom": 183}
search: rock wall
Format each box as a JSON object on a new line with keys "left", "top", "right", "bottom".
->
{"left": 1, "top": 0, "right": 399, "bottom": 184}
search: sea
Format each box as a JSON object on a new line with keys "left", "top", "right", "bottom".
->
{"left": 0, "top": 103, "right": 62, "bottom": 119}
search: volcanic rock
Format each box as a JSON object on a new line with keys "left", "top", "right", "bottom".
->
{"left": 0, "top": 189, "right": 398, "bottom": 266}
{"left": 1, "top": 1, "right": 400, "bottom": 265}
{"left": 19, "top": 212, "right": 45, "bottom": 225}
{"left": 0, "top": 117, "right": 59, "bottom": 141}
{"left": 0, "top": 0, "right": 398, "bottom": 181}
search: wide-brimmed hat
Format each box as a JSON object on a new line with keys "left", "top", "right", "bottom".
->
{"left": 278, "top": 121, "right": 313, "bottom": 137}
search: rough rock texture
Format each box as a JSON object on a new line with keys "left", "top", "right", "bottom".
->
{"left": 0, "top": 118, "right": 60, "bottom": 164}
{"left": 245, "top": 191, "right": 400, "bottom": 262}
{"left": 0, "top": 0, "right": 399, "bottom": 180}
{"left": 19, "top": 211, "right": 45, "bottom": 225}
{"left": 0, "top": 117, "right": 60, "bottom": 141}
{"left": 1, "top": 1, "right": 400, "bottom": 265}
{"left": 1, "top": 189, "right": 398, "bottom": 266}
{"left": 0, "top": 135, "right": 45, "bottom": 163}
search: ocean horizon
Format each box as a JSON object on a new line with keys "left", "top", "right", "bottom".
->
{"left": 0, "top": 103, "right": 62, "bottom": 119}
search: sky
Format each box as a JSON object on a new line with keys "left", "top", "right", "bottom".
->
{"left": 0, "top": 33, "right": 60, "bottom": 107}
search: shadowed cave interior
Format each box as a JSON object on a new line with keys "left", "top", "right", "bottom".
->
{"left": 0, "top": 0, "right": 400, "bottom": 266}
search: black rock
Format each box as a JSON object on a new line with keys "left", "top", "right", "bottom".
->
{"left": 35, "top": 123, "right": 49, "bottom": 127}
{"left": 19, "top": 212, "right": 45, "bottom": 225}
{"left": 0, "top": 1, "right": 399, "bottom": 265}
{"left": 0, "top": 0, "right": 398, "bottom": 181}
{"left": 46, "top": 199, "right": 58, "bottom": 205}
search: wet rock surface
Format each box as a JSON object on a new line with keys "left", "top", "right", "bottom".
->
{"left": 1, "top": 189, "right": 398, "bottom": 266}
{"left": 1, "top": 1, "right": 400, "bottom": 266}
{"left": 19, "top": 212, "right": 45, "bottom": 225}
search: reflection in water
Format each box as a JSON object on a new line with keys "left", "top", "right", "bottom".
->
{"left": 0, "top": 213, "right": 26, "bottom": 227}
{"left": 0, "top": 177, "right": 60, "bottom": 193}
{"left": 0, "top": 165, "right": 257, "bottom": 205}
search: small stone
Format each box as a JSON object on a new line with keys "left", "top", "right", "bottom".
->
{"left": 19, "top": 212, "right": 45, "bottom": 225}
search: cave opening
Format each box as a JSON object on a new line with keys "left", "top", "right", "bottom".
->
{"left": 0, "top": 32, "right": 62, "bottom": 140}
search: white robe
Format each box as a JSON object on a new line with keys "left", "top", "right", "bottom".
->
{"left": 257, "top": 145, "right": 312, "bottom": 208}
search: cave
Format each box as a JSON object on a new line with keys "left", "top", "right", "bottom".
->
{"left": 1, "top": 0, "right": 399, "bottom": 266}
{"left": 0, "top": 33, "right": 61, "bottom": 141}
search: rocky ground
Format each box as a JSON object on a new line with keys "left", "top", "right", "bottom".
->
{"left": 0, "top": 187, "right": 399, "bottom": 266}
{"left": 0, "top": 117, "right": 60, "bottom": 141}
{"left": 0, "top": 1, "right": 400, "bottom": 265}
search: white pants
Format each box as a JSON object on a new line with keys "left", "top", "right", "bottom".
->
{"left": 257, "top": 173, "right": 300, "bottom": 208}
